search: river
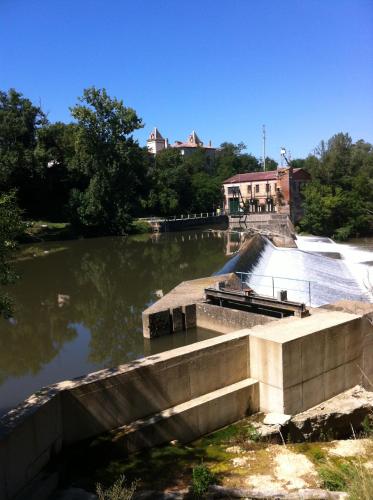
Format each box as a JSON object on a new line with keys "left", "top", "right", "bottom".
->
{"left": 0, "top": 230, "right": 372, "bottom": 416}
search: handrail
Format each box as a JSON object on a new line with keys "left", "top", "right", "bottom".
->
{"left": 139, "top": 212, "right": 225, "bottom": 223}
{"left": 235, "top": 271, "right": 314, "bottom": 306}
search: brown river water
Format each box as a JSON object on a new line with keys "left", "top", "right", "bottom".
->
{"left": 0, "top": 230, "right": 237, "bottom": 416}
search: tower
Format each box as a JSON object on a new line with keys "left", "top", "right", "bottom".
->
{"left": 147, "top": 128, "right": 167, "bottom": 155}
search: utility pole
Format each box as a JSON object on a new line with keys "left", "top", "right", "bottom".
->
{"left": 262, "top": 124, "right": 266, "bottom": 171}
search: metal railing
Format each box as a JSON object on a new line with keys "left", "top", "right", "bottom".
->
{"left": 138, "top": 212, "right": 225, "bottom": 223}
{"left": 235, "top": 271, "right": 314, "bottom": 306}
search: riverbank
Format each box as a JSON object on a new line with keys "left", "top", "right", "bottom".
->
{"left": 18, "top": 219, "right": 154, "bottom": 244}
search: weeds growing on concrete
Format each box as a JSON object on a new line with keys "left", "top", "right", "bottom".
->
{"left": 191, "top": 464, "right": 216, "bottom": 498}
{"left": 96, "top": 474, "right": 137, "bottom": 500}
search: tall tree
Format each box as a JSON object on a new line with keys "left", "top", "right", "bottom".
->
{"left": 68, "top": 87, "right": 146, "bottom": 234}
{"left": 0, "top": 192, "right": 23, "bottom": 317}
{"left": 0, "top": 89, "right": 47, "bottom": 214}
{"left": 34, "top": 122, "right": 77, "bottom": 219}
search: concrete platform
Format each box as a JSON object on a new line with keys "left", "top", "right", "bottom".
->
{"left": 142, "top": 273, "right": 240, "bottom": 337}
{"left": 113, "top": 378, "right": 259, "bottom": 453}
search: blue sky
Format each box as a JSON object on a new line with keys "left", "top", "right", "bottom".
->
{"left": 1, "top": 0, "right": 372, "bottom": 160}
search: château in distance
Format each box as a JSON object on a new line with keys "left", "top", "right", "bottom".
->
{"left": 147, "top": 128, "right": 216, "bottom": 158}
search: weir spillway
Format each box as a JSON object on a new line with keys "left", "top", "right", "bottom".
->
{"left": 219, "top": 234, "right": 372, "bottom": 307}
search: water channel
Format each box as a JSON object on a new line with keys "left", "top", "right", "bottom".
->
{"left": 0, "top": 230, "right": 372, "bottom": 416}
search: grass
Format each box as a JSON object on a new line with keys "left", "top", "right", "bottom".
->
{"left": 318, "top": 457, "right": 373, "bottom": 499}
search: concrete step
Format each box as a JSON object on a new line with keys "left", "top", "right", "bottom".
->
{"left": 112, "top": 378, "right": 259, "bottom": 453}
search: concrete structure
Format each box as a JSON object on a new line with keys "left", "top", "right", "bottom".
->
{"left": 223, "top": 167, "right": 311, "bottom": 222}
{"left": 147, "top": 128, "right": 216, "bottom": 158}
{"left": 1, "top": 299, "right": 372, "bottom": 500}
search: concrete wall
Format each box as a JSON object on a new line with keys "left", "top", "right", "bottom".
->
{"left": 0, "top": 330, "right": 252, "bottom": 500}
{"left": 1, "top": 302, "right": 372, "bottom": 499}
{"left": 228, "top": 213, "right": 295, "bottom": 239}
{"left": 248, "top": 311, "right": 364, "bottom": 414}
{"left": 161, "top": 215, "right": 227, "bottom": 232}
{"left": 196, "top": 302, "right": 275, "bottom": 333}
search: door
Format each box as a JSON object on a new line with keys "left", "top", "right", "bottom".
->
{"left": 229, "top": 198, "right": 239, "bottom": 214}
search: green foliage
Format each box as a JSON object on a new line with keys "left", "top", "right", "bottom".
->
{"left": 191, "top": 463, "right": 216, "bottom": 498}
{"left": 318, "top": 460, "right": 354, "bottom": 491}
{"left": 318, "top": 457, "right": 373, "bottom": 499}
{"left": 0, "top": 89, "right": 47, "bottom": 215}
{"left": 69, "top": 87, "right": 146, "bottom": 234}
{"left": 130, "top": 220, "right": 151, "bottom": 234}
{"left": 300, "top": 133, "right": 373, "bottom": 238}
{"left": 96, "top": 474, "right": 137, "bottom": 500}
{"left": 246, "top": 424, "right": 261, "bottom": 442}
{"left": 0, "top": 191, "right": 24, "bottom": 317}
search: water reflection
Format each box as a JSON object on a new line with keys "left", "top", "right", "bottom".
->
{"left": 0, "top": 230, "right": 230, "bottom": 414}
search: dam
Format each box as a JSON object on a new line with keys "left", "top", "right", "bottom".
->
{"left": 0, "top": 232, "right": 372, "bottom": 499}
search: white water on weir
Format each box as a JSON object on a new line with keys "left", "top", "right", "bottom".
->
{"left": 242, "top": 235, "right": 373, "bottom": 307}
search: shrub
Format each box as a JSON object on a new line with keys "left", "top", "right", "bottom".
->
{"left": 191, "top": 464, "right": 215, "bottom": 498}
{"left": 96, "top": 475, "right": 137, "bottom": 500}
{"left": 130, "top": 219, "right": 151, "bottom": 234}
{"left": 333, "top": 224, "right": 353, "bottom": 241}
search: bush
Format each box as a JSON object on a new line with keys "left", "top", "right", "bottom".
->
{"left": 334, "top": 224, "right": 353, "bottom": 241}
{"left": 96, "top": 475, "right": 137, "bottom": 500}
{"left": 130, "top": 219, "right": 152, "bottom": 234}
{"left": 191, "top": 464, "right": 215, "bottom": 498}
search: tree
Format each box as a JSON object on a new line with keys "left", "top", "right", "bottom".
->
{"left": 0, "top": 192, "right": 24, "bottom": 317}
{"left": 215, "top": 142, "right": 261, "bottom": 182}
{"left": 264, "top": 157, "right": 278, "bottom": 171}
{"left": 146, "top": 148, "right": 192, "bottom": 215}
{"left": 68, "top": 87, "right": 146, "bottom": 234}
{"left": 34, "top": 122, "right": 77, "bottom": 219}
{"left": 0, "top": 89, "right": 47, "bottom": 215}
{"left": 300, "top": 133, "right": 373, "bottom": 239}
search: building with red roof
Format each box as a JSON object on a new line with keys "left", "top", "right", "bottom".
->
{"left": 222, "top": 167, "right": 311, "bottom": 222}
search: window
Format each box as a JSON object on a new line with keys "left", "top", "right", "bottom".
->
{"left": 228, "top": 186, "right": 240, "bottom": 195}
{"left": 247, "top": 185, "right": 252, "bottom": 194}
{"left": 255, "top": 184, "right": 259, "bottom": 193}
{"left": 266, "top": 183, "right": 270, "bottom": 193}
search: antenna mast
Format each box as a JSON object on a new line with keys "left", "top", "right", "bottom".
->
{"left": 262, "top": 125, "right": 266, "bottom": 171}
